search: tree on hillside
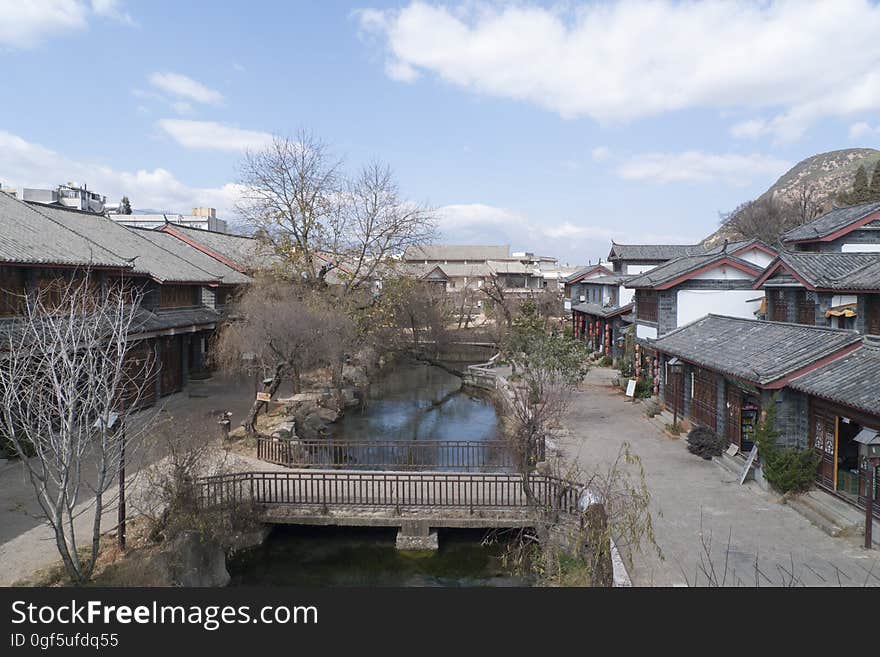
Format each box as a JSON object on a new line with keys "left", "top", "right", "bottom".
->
{"left": 237, "top": 132, "right": 436, "bottom": 292}
{"left": 870, "top": 163, "right": 880, "bottom": 200}
{"left": 0, "top": 274, "right": 155, "bottom": 583}
{"left": 720, "top": 195, "right": 804, "bottom": 245}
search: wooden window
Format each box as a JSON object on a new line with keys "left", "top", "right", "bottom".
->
{"left": 795, "top": 290, "right": 815, "bottom": 325}
{"left": 636, "top": 291, "right": 658, "bottom": 322}
{"left": 159, "top": 285, "right": 196, "bottom": 308}
{"left": 867, "top": 295, "right": 880, "bottom": 336}
{"left": 690, "top": 367, "right": 717, "bottom": 431}
{"left": 769, "top": 289, "right": 787, "bottom": 322}
{"left": 0, "top": 267, "right": 25, "bottom": 317}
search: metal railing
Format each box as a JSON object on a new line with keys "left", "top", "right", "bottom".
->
{"left": 256, "top": 437, "right": 525, "bottom": 471}
{"left": 196, "top": 470, "right": 581, "bottom": 513}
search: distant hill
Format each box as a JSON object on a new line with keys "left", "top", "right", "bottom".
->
{"left": 704, "top": 148, "right": 880, "bottom": 245}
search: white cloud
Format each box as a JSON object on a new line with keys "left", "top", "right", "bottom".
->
{"left": 157, "top": 119, "right": 273, "bottom": 152}
{"left": 91, "top": 0, "right": 133, "bottom": 24}
{"left": 148, "top": 72, "right": 223, "bottom": 106}
{"left": 729, "top": 119, "right": 768, "bottom": 140}
{"left": 360, "top": 1, "right": 880, "bottom": 140}
{"left": 591, "top": 146, "right": 611, "bottom": 162}
{"left": 849, "top": 122, "right": 880, "bottom": 140}
{"left": 0, "top": 130, "right": 242, "bottom": 216}
{"left": 616, "top": 151, "right": 790, "bottom": 185}
{"left": 0, "top": 0, "right": 89, "bottom": 48}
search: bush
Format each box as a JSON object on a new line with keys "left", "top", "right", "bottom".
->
{"left": 665, "top": 422, "right": 683, "bottom": 436}
{"left": 644, "top": 400, "right": 660, "bottom": 418}
{"left": 752, "top": 399, "right": 818, "bottom": 494}
{"left": 598, "top": 355, "right": 613, "bottom": 367}
{"left": 634, "top": 378, "right": 654, "bottom": 399}
{"left": 686, "top": 426, "right": 726, "bottom": 459}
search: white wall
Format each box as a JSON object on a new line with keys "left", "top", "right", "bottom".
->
{"left": 625, "top": 264, "right": 655, "bottom": 275}
{"left": 676, "top": 289, "right": 763, "bottom": 327}
{"left": 736, "top": 248, "right": 775, "bottom": 268}
{"left": 690, "top": 264, "right": 754, "bottom": 280}
{"left": 842, "top": 243, "right": 880, "bottom": 253}
{"left": 636, "top": 323, "right": 657, "bottom": 340}
{"left": 831, "top": 294, "right": 858, "bottom": 307}
{"left": 619, "top": 285, "right": 635, "bottom": 306}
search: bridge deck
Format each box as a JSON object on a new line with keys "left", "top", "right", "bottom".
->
{"left": 197, "top": 470, "right": 582, "bottom": 529}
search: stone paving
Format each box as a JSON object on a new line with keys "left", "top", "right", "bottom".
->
{"left": 557, "top": 366, "right": 880, "bottom": 587}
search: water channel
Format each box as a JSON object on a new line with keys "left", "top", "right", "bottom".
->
{"left": 228, "top": 359, "right": 528, "bottom": 586}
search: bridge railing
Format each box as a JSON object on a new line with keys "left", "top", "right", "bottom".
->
{"left": 196, "top": 470, "right": 580, "bottom": 514}
{"left": 256, "top": 438, "right": 528, "bottom": 471}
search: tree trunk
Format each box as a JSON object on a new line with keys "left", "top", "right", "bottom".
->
{"left": 243, "top": 363, "right": 286, "bottom": 436}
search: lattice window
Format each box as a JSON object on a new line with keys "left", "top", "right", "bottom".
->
{"left": 795, "top": 290, "right": 815, "bottom": 325}
{"left": 159, "top": 285, "right": 197, "bottom": 308}
{"left": 769, "top": 289, "right": 788, "bottom": 322}
{"left": 690, "top": 367, "right": 717, "bottom": 431}
{"left": 867, "top": 295, "right": 880, "bottom": 336}
{"left": 637, "top": 291, "right": 658, "bottom": 322}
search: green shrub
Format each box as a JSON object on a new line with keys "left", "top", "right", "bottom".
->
{"left": 598, "top": 355, "right": 613, "bottom": 367}
{"left": 665, "top": 422, "right": 683, "bottom": 436}
{"left": 752, "top": 399, "right": 818, "bottom": 494}
{"left": 686, "top": 426, "right": 726, "bottom": 459}
{"left": 634, "top": 378, "right": 654, "bottom": 399}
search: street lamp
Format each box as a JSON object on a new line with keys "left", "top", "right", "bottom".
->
{"left": 667, "top": 357, "right": 683, "bottom": 430}
{"left": 855, "top": 428, "right": 880, "bottom": 549}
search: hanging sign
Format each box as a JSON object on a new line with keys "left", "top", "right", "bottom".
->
{"left": 256, "top": 392, "right": 272, "bottom": 402}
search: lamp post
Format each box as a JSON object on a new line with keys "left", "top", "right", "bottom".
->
{"left": 855, "top": 428, "right": 880, "bottom": 549}
{"left": 667, "top": 358, "right": 683, "bottom": 430}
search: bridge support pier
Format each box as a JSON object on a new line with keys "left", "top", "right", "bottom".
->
{"left": 395, "top": 520, "right": 438, "bottom": 551}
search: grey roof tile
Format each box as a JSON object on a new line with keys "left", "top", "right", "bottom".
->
{"left": 0, "top": 193, "right": 131, "bottom": 268}
{"left": 27, "top": 203, "right": 222, "bottom": 284}
{"left": 763, "top": 252, "right": 880, "bottom": 290}
{"left": 789, "top": 341, "right": 880, "bottom": 417}
{"left": 130, "top": 229, "right": 251, "bottom": 285}
{"left": 782, "top": 201, "right": 880, "bottom": 242}
{"left": 625, "top": 253, "right": 761, "bottom": 289}
{"left": 608, "top": 242, "right": 706, "bottom": 261}
{"left": 570, "top": 302, "right": 634, "bottom": 318}
{"left": 161, "top": 224, "right": 278, "bottom": 271}
{"left": 651, "top": 315, "right": 861, "bottom": 385}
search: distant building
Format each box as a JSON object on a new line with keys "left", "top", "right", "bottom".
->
{"left": 2, "top": 183, "right": 107, "bottom": 213}
{"left": 111, "top": 207, "right": 229, "bottom": 233}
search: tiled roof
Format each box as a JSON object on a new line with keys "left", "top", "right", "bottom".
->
{"left": 608, "top": 242, "right": 705, "bottom": 262}
{"left": 625, "top": 253, "right": 761, "bottom": 289}
{"left": 651, "top": 315, "right": 861, "bottom": 386}
{"left": 581, "top": 274, "right": 632, "bottom": 286}
{"left": 789, "top": 341, "right": 880, "bottom": 417}
{"left": 403, "top": 244, "right": 510, "bottom": 261}
{"left": 27, "top": 203, "right": 223, "bottom": 284}
{"left": 0, "top": 193, "right": 131, "bottom": 269}
{"left": 760, "top": 252, "right": 880, "bottom": 291}
{"left": 130, "top": 229, "right": 251, "bottom": 285}
{"left": 132, "top": 307, "right": 222, "bottom": 334}
{"left": 782, "top": 201, "right": 880, "bottom": 242}
{"left": 562, "top": 264, "right": 614, "bottom": 284}
{"left": 161, "top": 224, "right": 279, "bottom": 271}
{"left": 571, "top": 302, "right": 634, "bottom": 319}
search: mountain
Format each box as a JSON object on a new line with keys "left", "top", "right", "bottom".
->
{"left": 704, "top": 148, "right": 880, "bottom": 245}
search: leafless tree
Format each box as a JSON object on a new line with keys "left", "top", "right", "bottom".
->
{"left": 721, "top": 190, "right": 819, "bottom": 246}
{"left": 792, "top": 183, "right": 824, "bottom": 224}
{"left": 336, "top": 162, "right": 436, "bottom": 292}
{"left": 237, "top": 133, "right": 436, "bottom": 291}
{"left": 0, "top": 273, "right": 155, "bottom": 583}
{"left": 213, "top": 277, "right": 354, "bottom": 434}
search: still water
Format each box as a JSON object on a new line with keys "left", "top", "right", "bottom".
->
{"left": 228, "top": 360, "right": 526, "bottom": 587}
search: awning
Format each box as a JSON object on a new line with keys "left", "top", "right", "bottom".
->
{"left": 825, "top": 303, "right": 857, "bottom": 319}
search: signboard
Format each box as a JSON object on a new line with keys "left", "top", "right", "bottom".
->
{"left": 256, "top": 392, "right": 272, "bottom": 403}
{"left": 625, "top": 379, "right": 636, "bottom": 398}
{"left": 739, "top": 444, "right": 758, "bottom": 485}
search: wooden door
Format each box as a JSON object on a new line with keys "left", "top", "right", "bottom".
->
{"left": 666, "top": 366, "right": 685, "bottom": 417}
{"left": 726, "top": 384, "right": 742, "bottom": 447}
{"left": 810, "top": 405, "right": 836, "bottom": 489}
{"left": 691, "top": 368, "right": 717, "bottom": 431}
{"left": 159, "top": 336, "right": 183, "bottom": 396}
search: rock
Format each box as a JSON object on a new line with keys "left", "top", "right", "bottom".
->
{"left": 279, "top": 392, "right": 323, "bottom": 404}
{"left": 340, "top": 386, "right": 360, "bottom": 408}
{"left": 342, "top": 364, "right": 369, "bottom": 388}
{"left": 226, "top": 526, "right": 271, "bottom": 556}
{"left": 315, "top": 407, "right": 339, "bottom": 424}
{"left": 228, "top": 426, "right": 247, "bottom": 441}
{"left": 165, "top": 531, "right": 230, "bottom": 587}
{"left": 270, "top": 420, "right": 296, "bottom": 440}
{"left": 297, "top": 412, "right": 328, "bottom": 440}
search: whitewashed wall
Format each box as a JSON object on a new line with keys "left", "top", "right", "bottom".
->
{"left": 842, "top": 243, "right": 880, "bottom": 253}
{"left": 676, "top": 289, "right": 763, "bottom": 327}
{"left": 736, "top": 248, "right": 775, "bottom": 268}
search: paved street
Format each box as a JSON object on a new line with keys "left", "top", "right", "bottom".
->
{"left": 558, "top": 367, "right": 880, "bottom": 587}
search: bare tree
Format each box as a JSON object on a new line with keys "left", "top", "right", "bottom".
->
{"left": 237, "top": 131, "right": 341, "bottom": 282}
{"left": 721, "top": 192, "right": 817, "bottom": 246}
{"left": 793, "top": 183, "right": 823, "bottom": 224}
{"left": 237, "top": 133, "right": 436, "bottom": 291}
{"left": 213, "top": 277, "right": 353, "bottom": 435}
{"left": 0, "top": 273, "right": 155, "bottom": 583}
{"left": 336, "top": 162, "right": 436, "bottom": 292}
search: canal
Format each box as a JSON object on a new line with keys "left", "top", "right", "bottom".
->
{"left": 228, "top": 359, "right": 528, "bottom": 587}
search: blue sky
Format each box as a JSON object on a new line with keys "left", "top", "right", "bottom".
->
{"left": 1, "top": 1, "right": 879, "bottom": 264}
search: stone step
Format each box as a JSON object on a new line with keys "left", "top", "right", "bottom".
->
{"left": 803, "top": 489, "right": 865, "bottom": 528}
{"left": 712, "top": 452, "right": 751, "bottom": 480}
{"left": 785, "top": 494, "right": 847, "bottom": 537}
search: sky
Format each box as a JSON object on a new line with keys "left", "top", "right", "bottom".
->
{"left": 1, "top": 0, "right": 879, "bottom": 265}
